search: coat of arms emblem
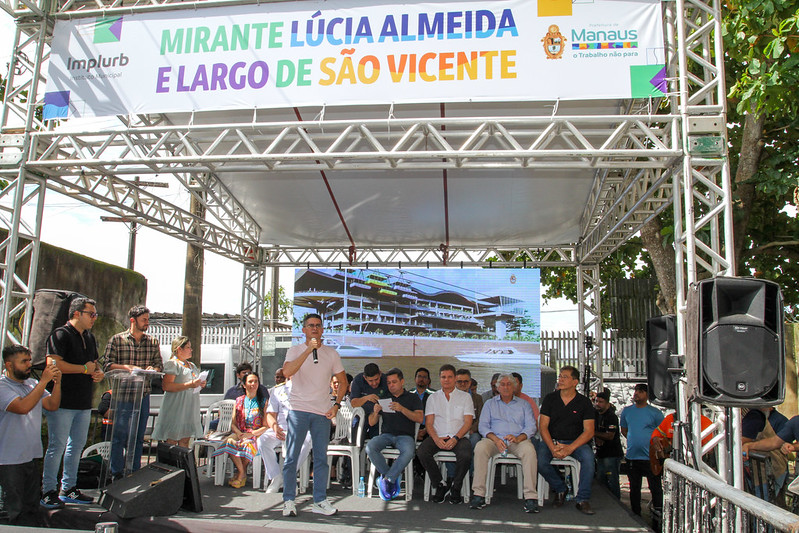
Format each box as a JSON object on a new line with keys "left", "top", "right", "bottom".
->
{"left": 542, "top": 25, "right": 567, "bottom": 59}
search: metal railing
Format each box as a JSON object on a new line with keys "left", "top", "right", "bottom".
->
{"left": 664, "top": 459, "right": 799, "bottom": 533}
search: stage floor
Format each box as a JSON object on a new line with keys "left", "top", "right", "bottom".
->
{"left": 25, "top": 468, "right": 656, "bottom": 533}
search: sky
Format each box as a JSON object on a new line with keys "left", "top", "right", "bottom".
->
{"left": 0, "top": 11, "right": 579, "bottom": 331}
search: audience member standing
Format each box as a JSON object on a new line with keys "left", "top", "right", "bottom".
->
{"left": 42, "top": 297, "right": 104, "bottom": 508}
{"left": 102, "top": 305, "right": 163, "bottom": 479}
{"left": 594, "top": 390, "right": 623, "bottom": 499}
{"left": 0, "top": 345, "right": 61, "bottom": 525}
{"left": 620, "top": 383, "right": 664, "bottom": 529}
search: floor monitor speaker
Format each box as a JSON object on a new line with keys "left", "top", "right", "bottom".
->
{"left": 99, "top": 462, "right": 185, "bottom": 519}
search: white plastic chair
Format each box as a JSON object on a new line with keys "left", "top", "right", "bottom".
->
{"left": 366, "top": 422, "right": 420, "bottom": 501}
{"left": 192, "top": 399, "right": 236, "bottom": 485}
{"left": 82, "top": 441, "right": 112, "bottom": 461}
{"left": 326, "top": 401, "right": 366, "bottom": 496}
{"left": 537, "top": 456, "right": 580, "bottom": 506}
{"left": 423, "top": 451, "right": 471, "bottom": 501}
{"left": 255, "top": 439, "right": 310, "bottom": 493}
{"left": 485, "top": 453, "right": 524, "bottom": 504}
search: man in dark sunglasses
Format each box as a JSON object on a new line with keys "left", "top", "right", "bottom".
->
{"left": 41, "top": 297, "right": 104, "bottom": 509}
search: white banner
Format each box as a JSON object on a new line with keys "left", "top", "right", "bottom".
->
{"left": 44, "top": 0, "right": 665, "bottom": 120}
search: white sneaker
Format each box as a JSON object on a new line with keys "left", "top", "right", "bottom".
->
{"left": 311, "top": 499, "right": 338, "bottom": 516}
{"left": 282, "top": 500, "right": 297, "bottom": 517}
{"left": 266, "top": 474, "right": 283, "bottom": 494}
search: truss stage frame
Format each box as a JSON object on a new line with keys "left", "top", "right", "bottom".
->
{"left": 0, "top": 0, "right": 737, "bottom": 485}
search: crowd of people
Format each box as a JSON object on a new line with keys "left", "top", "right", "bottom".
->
{"left": 0, "top": 307, "right": 795, "bottom": 529}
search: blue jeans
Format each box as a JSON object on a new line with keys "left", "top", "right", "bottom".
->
{"left": 43, "top": 408, "right": 92, "bottom": 493}
{"left": 110, "top": 395, "right": 150, "bottom": 476}
{"left": 366, "top": 433, "right": 416, "bottom": 483}
{"left": 284, "top": 410, "right": 331, "bottom": 503}
{"left": 595, "top": 456, "right": 621, "bottom": 499}
{"left": 537, "top": 440, "right": 595, "bottom": 503}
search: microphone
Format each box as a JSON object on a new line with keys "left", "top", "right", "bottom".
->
{"left": 312, "top": 348, "right": 318, "bottom": 364}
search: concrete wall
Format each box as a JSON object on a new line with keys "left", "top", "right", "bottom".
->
{"left": 2, "top": 228, "right": 148, "bottom": 361}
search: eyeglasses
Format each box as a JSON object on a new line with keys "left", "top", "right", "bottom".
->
{"left": 81, "top": 311, "right": 98, "bottom": 318}
{"left": 305, "top": 323, "right": 322, "bottom": 329}
{"left": 456, "top": 379, "right": 471, "bottom": 384}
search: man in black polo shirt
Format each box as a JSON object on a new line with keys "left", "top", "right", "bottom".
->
{"left": 365, "top": 368, "right": 423, "bottom": 500}
{"left": 41, "top": 297, "right": 104, "bottom": 509}
{"left": 538, "top": 365, "right": 595, "bottom": 515}
{"left": 350, "top": 363, "right": 388, "bottom": 441}
{"left": 594, "top": 390, "right": 623, "bottom": 499}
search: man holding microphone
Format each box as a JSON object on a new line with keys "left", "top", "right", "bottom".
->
{"left": 281, "top": 314, "right": 347, "bottom": 517}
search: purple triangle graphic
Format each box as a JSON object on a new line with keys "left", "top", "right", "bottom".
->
{"left": 649, "top": 66, "right": 667, "bottom": 94}
{"left": 109, "top": 17, "right": 123, "bottom": 41}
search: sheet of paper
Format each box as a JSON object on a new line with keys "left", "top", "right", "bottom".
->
{"left": 378, "top": 398, "right": 394, "bottom": 413}
{"left": 198, "top": 370, "right": 210, "bottom": 382}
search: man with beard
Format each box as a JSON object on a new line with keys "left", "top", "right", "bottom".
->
{"left": 594, "top": 390, "right": 622, "bottom": 499}
{"left": 103, "top": 305, "right": 163, "bottom": 480}
{"left": 0, "top": 345, "right": 61, "bottom": 525}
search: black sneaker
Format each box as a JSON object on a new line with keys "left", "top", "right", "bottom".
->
{"left": 433, "top": 482, "right": 449, "bottom": 503}
{"left": 524, "top": 499, "right": 540, "bottom": 513}
{"left": 469, "top": 495, "right": 486, "bottom": 509}
{"left": 40, "top": 491, "right": 65, "bottom": 510}
{"left": 60, "top": 487, "right": 93, "bottom": 504}
{"left": 448, "top": 492, "right": 463, "bottom": 505}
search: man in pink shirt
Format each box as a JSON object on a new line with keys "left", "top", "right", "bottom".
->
{"left": 281, "top": 314, "right": 347, "bottom": 518}
{"left": 512, "top": 372, "right": 540, "bottom": 436}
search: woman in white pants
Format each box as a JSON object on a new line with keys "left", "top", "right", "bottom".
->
{"left": 259, "top": 379, "right": 312, "bottom": 493}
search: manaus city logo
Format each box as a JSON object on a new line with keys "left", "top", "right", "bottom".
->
{"left": 542, "top": 25, "right": 566, "bottom": 59}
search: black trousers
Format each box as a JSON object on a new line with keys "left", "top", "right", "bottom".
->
{"left": 628, "top": 459, "right": 663, "bottom": 515}
{"left": 416, "top": 436, "right": 473, "bottom": 492}
{"left": 0, "top": 460, "right": 41, "bottom": 526}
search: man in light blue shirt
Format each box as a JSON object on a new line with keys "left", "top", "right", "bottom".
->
{"left": 469, "top": 374, "right": 539, "bottom": 513}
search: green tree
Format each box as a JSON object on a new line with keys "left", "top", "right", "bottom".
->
{"left": 538, "top": 2, "right": 799, "bottom": 321}
{"left": 264, "top": 285, "right": 293, "bottom": 322}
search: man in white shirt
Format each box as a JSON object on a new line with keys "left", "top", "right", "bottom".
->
{"left": 259, "top": 377, "right": 312, "bottom": 493}
{"left": 416, "top": 364, "right": 474, "bottom": 504}
{"left": 281, "top": 314, "right": 347, "bottom": 517}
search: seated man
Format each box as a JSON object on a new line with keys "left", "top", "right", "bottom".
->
{"left": 259, "top": 374, "right": 312, "bottom": 493}
{"left": 416, "top": 364, "right": 474, "bottom": 504}
{"left": 469, "top": 374, "right": 539, "bottom": 513}
{"left": 365, "top": 368, "right": 423, "bottom": 500}
{"left": 350, "top": 363, "right": 388, "bottom": 442}
{"left": 537, "top": 365, "right": 595, "bottom": 515}
{"left": 225, "top": 362, "right": 270, "bottom": 401}
{"left": 741, "top": 409, "right": 793, "bottom": 501}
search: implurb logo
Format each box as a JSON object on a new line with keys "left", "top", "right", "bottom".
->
{"left": 94, "top": 16, "right": 123, "bottom": 43}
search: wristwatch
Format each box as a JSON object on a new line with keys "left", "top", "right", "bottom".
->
{"left": 334, "top": 402, "right": 341, "bottom": 408}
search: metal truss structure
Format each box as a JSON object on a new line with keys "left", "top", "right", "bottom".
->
{"left": 239, "top": 264, "right": 267, "bottom": 367}
{"left": 0, "top": 0, "right": 737, "bottom": 488}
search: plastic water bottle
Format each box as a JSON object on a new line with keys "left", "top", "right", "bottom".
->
{"left": 565, "top": 473, "right": 574, "bottom": 501}
{"left": 501, "top": 439, "right": 509, "bottom": 457}
{"left": 357, "top": 476, "right": 366, "bottom": 497}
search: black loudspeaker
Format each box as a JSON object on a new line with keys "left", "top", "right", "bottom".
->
{"left": 99, "top": 463, "right": 185, "bottom": 519}
{"left": 646, "top": 314, "right": 679, "bottom": 408}
{"left": 156, "top": 442, "right": 202, "bottom": 513}
{"left": 29, "top": 289, "right": 87, "bottom": 367}
{"left": 686, "top": 277, "right": 784, "bottom": 406}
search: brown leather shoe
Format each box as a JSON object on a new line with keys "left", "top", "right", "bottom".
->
{"left": 576, "top": 501, "right": 595, "bottom": 515}
{"left": 552, "top": 492, "right": 566, "bottom": 508}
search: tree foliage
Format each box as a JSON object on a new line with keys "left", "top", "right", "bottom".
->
{"left": 540, "top": 1, "right": 799, "bottom": 320}
{"left": 264, "top": 285, "right": 293, "bottom": 322}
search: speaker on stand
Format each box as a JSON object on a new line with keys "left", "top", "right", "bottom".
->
{"left": 646, "top": 314, "right": 680, "bottom": 408}
{"left": 686, "top": 277, "right": 784, "bottom": 406}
